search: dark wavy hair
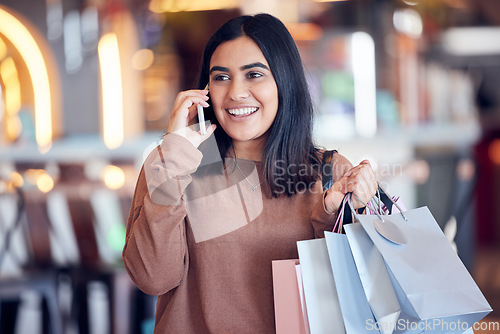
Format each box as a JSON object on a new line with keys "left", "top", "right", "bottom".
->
{"left": 198, "top": 13, "right": 321, "bottom": 197}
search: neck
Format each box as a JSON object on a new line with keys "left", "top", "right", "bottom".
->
{"left": 231, "top": 136, "right": 268, "bottom": 161}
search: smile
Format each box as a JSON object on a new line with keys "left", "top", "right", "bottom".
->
{"left": 226, "top": 107, "right": 258, "bottom": 116}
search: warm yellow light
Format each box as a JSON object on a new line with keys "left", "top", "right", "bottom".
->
{"left": 36, "top": 172, "right": 54, "bottom": 193}
{"left": 149, "top": 0, "right": 238, "bottom": 13}
{"left": 0, "top": 98, "right": 3, "bottom": 123}
{"left": 24, "top": 168, "right": 42, "bottom": 184}
{"left": 0, "top": 57, "right": 21, "bottom": 114}
{"left": 9, "top": 171, "right": 24, "bottom": 188}
{"left": 0, "top": 7, "right": 53, "bottom": 151}
{"left": 23, "top": 168, "right": 54, "bottom": 192}
{"left": 0, "top": 37, "right": 7, "bottom": 60}
{"left": 148, "top": 0, "right": 163, "bottom": 13}
{"left": 0, "top": 57, "right": 22, "bottom": 140}
{"left": 101, "top": 165, "right": 125, "bottom": 190}
{"left": 131, "top": 49, "right": 154, "bottom": 71}
{"left": 98, "top": 33, "right": 124, "bottom": 149}
{"left": 5, "top": 115, "right": 22, "bottom": 141}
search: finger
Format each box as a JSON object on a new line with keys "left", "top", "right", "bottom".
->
{"left": 338, "top": 160, "right": 375, "bottom": 192}
{"left": 344, "top": 177, "right": 372, "bottom": 207}
{"left": 324, "top": 182, "right": 347, "bottom": 214}
{"left": 186, "top": 124, "right": 217, "bottom": 149}
{"left": 361, "top": 162, "right": 377, "bottom": 191}
{"left": 177, "top": 96, "right": 210, "bottom": 112}
{"left": 352, "top": 162, "right": 376, "bottom": 182}
{"left": 170, "top": 98, "right": 210, "bottom": 130}
{"left": 343, "top": 161, "right": 367, "bottom": 177}
{"left": 187, "top": 104, "right": 199, "bottom": 123}
{"left": 345, "top": 181, "right": 364, "bottom": 205}
{"left": 203, "top": 124, "right": 217, "bottom": 138}
{"left": 354, "top": 182, "right": 371, "bottom": 205}
{"left": 175, "top": 89, "right": 209, "bottom": 102}
{"left": 173, "top": 90, "right": 209, "bottom": 110}
{"left": 353, "top": 168, "right": 374, "bottom": 193}
{"left": 360, "top": 163, "right": 378, "bottom": 195}
{"left": 355, "top": 177, "right": 377, "bottom": 205}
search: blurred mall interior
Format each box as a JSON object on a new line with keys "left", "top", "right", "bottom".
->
{"left": 0, "top": 0, "right": 499, "bottom": 333}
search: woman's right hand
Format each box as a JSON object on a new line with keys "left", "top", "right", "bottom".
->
{"left": 167, "top": 89, "right": 217, "bottom": 148}
{"left": 324, "top": 160, "right": 377, "bottom": 214}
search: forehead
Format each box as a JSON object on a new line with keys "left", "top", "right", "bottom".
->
{"left": 210, "top": 36, "right": 269, "bottom": 68}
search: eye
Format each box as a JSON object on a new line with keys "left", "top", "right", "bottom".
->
{"left": 213, "top": 74, "right": 230, "bottom": 81}
{"left": 247, "top": 72, "right": 263, "bottom": 79}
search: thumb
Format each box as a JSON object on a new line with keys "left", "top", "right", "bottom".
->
{"left": 201, "top": 124, "right": 217, "bottom": 141}
{"left": 191, "top": 124, "right": 217, "bottom": 148}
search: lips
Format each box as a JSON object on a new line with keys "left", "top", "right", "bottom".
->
{"left": 226, "top": 107, "right": 258, "bottom": 117}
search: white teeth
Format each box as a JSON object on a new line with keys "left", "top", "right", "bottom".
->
{"left": 227, "top": 107, "right": 258, "bottom": 116}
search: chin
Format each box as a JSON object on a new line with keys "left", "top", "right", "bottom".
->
{"left": 228, "top": 133, "right": 256, "bottom": 142}
{"left": 221, "top": 125, "right": 252, "bottom": 140}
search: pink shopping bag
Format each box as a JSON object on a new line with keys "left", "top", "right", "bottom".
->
{"left": 272, "top": 259, "right": 310, "bottom": 334}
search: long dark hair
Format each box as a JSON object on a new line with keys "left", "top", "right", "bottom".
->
{"left": 198, "top": 13, "right": 321, "bottom": 197}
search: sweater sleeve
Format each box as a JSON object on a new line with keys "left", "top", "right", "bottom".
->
{"left": 122, "top": 133, "right": 203, "bottom": 295}
{"left": 310, "top": 152, "right": 353, "bottom": 238}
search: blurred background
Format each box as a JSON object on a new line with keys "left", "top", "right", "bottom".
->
{"left": 0, "top": 0, "right": 499, "bottom": 333}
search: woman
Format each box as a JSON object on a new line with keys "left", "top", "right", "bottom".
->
{"left": 123, "top": 13, "right": 377, "bottom": 333}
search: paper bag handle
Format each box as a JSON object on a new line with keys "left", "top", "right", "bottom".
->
{"left": 377, "top": 183, "right": 407, "bottom": 221}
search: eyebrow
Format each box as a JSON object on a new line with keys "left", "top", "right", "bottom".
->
{"left": 209, "top": 62, "right": 269, "bottom": 74}
{"left": 241, "top": 62, "right": 269, "bottom": 71}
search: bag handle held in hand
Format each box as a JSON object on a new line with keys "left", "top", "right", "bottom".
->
{"left": 322, "top": 150, "right": 357, "bottom": 233}
{"left": 321, "top": 151, "right": 407, "bottom": 231}
{"left": 350, "top": 188, "right": 407, "bottom": 222}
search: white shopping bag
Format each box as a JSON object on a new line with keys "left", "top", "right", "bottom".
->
{"left": 355, "top": 205, "right": 492, "bottom": 334}
{"left": 343, "top": 223, "right": 401, "bottom": 334}
{"left": 324, "top": 231, "right": 380, "bottom": 333}
{"left": 297, "top": 238, "right": 345, "bottom": 334}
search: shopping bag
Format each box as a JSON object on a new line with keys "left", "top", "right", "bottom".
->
{"left": 339, "top": 192, "right": 401, "bottom": 334}
{"left": 272, "top": 259, "right": 310, "bottom": 334}
{"left": 295, "top": 264, "right": 310, "bottom": 334}
{"left": 344, "top": 222, "right": 401, "bottom": 334}
{"left": 324, "top": 231, "right": 380, "bottom": 333}
{"left": 297, "top": 238, "right": 346, "bottom": 334}
{"left": 354, "top": 202, "right": 492, "bottom": 334}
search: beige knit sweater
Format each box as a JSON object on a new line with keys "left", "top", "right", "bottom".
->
{"left": 122, "top": 133, "right": 352, "bottom": 333}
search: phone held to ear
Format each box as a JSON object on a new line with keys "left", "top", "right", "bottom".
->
{"left": 197, "top": 104, "right": 206, "bottom": 135}
{"left": 198, "top": 84, "right": 209, "bottom": 135}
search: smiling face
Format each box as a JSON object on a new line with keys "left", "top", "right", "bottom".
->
{"left": 209, "top": 36, "right": 279, "bottom": 157}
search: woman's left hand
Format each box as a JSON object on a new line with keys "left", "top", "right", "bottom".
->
{"left": 324, "top": 160, "right": 378, "bottom": 213}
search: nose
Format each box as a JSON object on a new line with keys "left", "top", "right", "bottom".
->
{"left": 228, "top": 78, "right": 250, "bottom": 101}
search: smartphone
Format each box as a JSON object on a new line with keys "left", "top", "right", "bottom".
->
{"left": 197, "top": 104, "right": 206, "bottom": 135}
{"left": 197, "top": 84, "right": 209, "bottom": 135}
